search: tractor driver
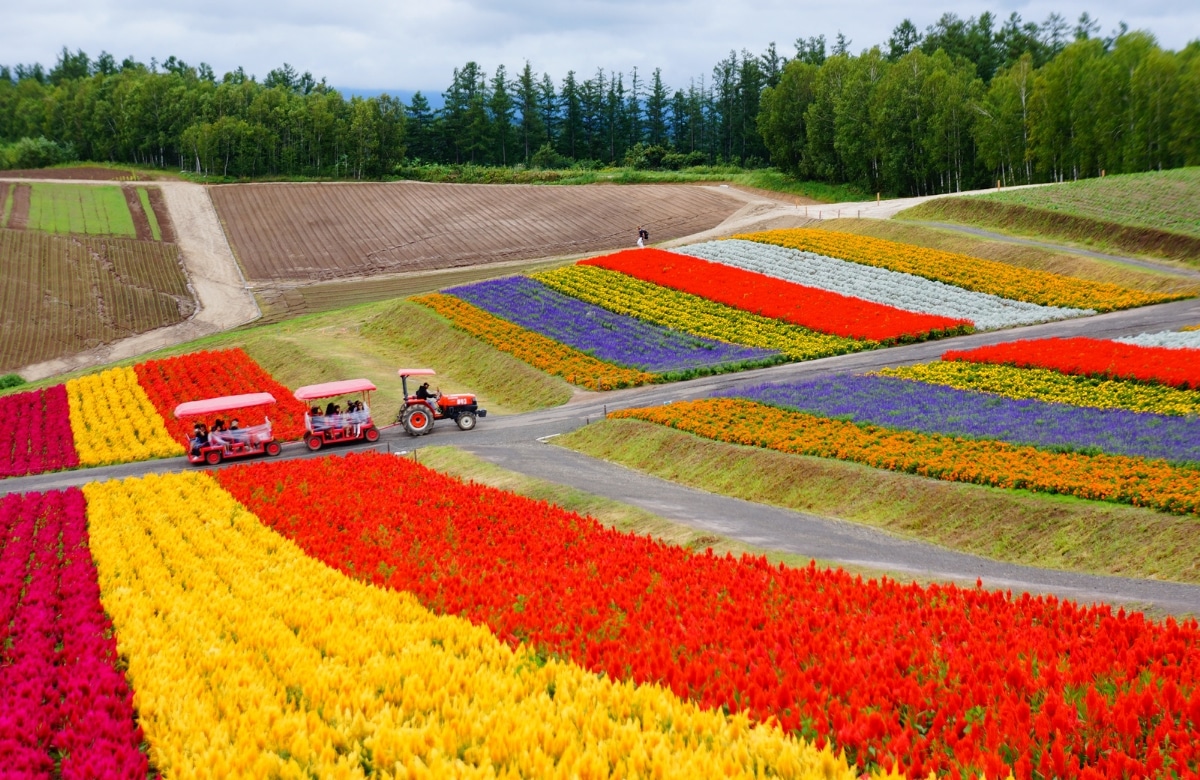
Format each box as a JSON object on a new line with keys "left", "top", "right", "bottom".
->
{"left": 416, "top": 382, "right": 437, "bottom": 402}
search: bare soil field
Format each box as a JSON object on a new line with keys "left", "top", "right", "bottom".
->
{"left": 0, "top": 230, "right": 195, "bottom": 372}
{"left": 145, "top": 187, "right": 176, "bottom": 242}
{"left": 7, "top": 183, "right": 30, "bottom": 229}
{"left": 210, "top": 182, "right": 744, "bottom": 282}
{"left": 122, "top": 185, "right": 155, "bottom": 241}
{"left": 2, "top": 166, "right": 146, "bottom": 181}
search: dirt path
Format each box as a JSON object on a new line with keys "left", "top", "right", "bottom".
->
{"left": 3, "top": 177, "right": 260, "bottom": 380}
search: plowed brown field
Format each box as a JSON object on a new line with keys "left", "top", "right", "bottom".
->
{"left": 1, "top": 167, "right": 145, "bottom": 180}
{"left": 211, "top": 182, "right": 743, "bottom": 282}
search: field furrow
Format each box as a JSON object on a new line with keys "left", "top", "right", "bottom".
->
{"left": 7, "top": 184, "right": 30, "bottom": 229}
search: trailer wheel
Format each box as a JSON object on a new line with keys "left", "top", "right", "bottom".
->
{"left": 364, "top": 427, "right": 380, "bottom": 442}
{"left": 205, "top": 449, "right": 222, "bottom": 466}
{"left": 266, "top": 441, "right": 282, "bottom": 456}
{"left": 403, "top": 407, "right": 432, "bottom": 436}
{"left": 306, "top": 434, "right": 323, "bottom": 452}
{"left": 455, "top": 412, "right": 477, "bottom": 431}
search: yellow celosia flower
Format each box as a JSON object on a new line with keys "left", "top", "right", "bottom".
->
{"left": 736, "top": 229, "right": 1178, "bottom": 312}
{"left": 534, "top": 264, "right": 873, "bottom": 361}
{"left": 65, "top": 367, "right": 183, "bottom": 466}
{"left": 878, "top": 362, "right": 1200, "bottom": 417}
{"left": 84, "top": 473, "right": 876, "bottom": 779}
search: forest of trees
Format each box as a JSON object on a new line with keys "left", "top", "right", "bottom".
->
{"left": 1, "top": 10, "right": 1197, "bottom": 194}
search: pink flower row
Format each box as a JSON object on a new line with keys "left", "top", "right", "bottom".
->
{"left": 0, "top": 387, "right": 78, "bottom": 479}
{"left": 0, "top": 490, "right": 147, "bottom": 778}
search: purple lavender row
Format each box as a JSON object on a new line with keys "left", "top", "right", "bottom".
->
{"left": 0, "top": 490, "right": 149, "bottom": 779}
{"left": 0, "top": 386, "right": 79, "bottom": 479}
{"left": 445, "top": 276, "right": 779, "bottom": 373}
{"left": 717, "top": 374, "right": 1200, "bottom": 463}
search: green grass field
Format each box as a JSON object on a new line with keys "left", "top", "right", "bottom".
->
{"left": 26, "top": 183, "right": 136, "bottom": 236}
{"left": 137, "top": 186, "right": 162, "bottom": 240}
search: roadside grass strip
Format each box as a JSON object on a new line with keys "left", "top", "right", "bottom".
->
{"left": 878, "top": 362, "right": 1200, "bottom": 417}
{"left": 217, "top": 452, "right": 1200, "bottom": 779}
{"left": 65, "top": 366, "right": 182, "bottom": 466}
{"left": 133, "top": 348, "right": 310, "bottom": 442}
{"left": 534, "top": 264, "right": 873, "bottom": 360}
{"left": 719, "top": 375, "right": 1200, "bottom": 463}
{"left": 414, "top": 292, "right": 657, "bottom": 389}
{"left": 0, "top": 385, "right": 78, "bottom": 478}
{"left": 679, "top": 239, "right": 1092, "bottom": 330}
{"left": 0, "top": 489, "right": 148, "bottom": 777}
{"left": 614, "top": 398, "right": 1200, "bottom": 515}
{"left": 444, "top": 276, "right": 780, "bottom": 375}
{"left": 944, "top": 337, "right": 1200, "bottom": 390}
{"left": 581, "top": 249, "right": 970, "bottom": 343}
{"left": 1115, "top": 330, "right": 1200, "bottom": 350}
{"left": 738, "top": 229, "right": 1177, "bottom": 311}
{"left": 83, "top": 471, "right": 855, "bottom": 780}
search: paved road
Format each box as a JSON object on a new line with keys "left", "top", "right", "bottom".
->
{"left": 7, "top": 295, "right": 1200, "bottom": 614}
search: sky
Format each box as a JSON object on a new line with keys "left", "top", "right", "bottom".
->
{"left": 3, "top": 0, "right": 1197, "bottom": 96}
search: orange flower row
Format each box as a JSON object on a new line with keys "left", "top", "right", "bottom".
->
{"left": 413, "top": 293, "right": 657, "bottom": 390}
{"left": 738, "top": 229, "right": 1177, "bottom": 312}
{"left": 614, "top": 398, "right": 1200, "bottom": 515}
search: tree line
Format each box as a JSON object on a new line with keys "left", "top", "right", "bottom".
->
{"left": 1, "top": 10, "right": 1196, "bottom": 193}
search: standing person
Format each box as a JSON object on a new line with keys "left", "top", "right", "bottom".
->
{"left": 637, "top": 225, "right": 649, "bottom": 248}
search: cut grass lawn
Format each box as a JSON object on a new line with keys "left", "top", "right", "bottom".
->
{"left": 559, "top": 418, "right": 1200, "bottom": 585}
{"left": 816, "top": 218, "right": 1200, "bottom": 296}
{"left": 26, "top": 183, "right": 136, "bottom": 236}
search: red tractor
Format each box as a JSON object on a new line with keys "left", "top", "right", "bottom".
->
{"left": 396, "top": 368, "right": 487, "bottom": 436}
{"left": 176, "top": 393, "right": 283, "bottom": 465}
{"left": 294, "top": 378, "right": 382, "bottom": 451}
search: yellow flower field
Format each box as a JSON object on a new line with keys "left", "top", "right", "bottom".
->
{"left": 84, "top": 472, "right": 866, "bottom": 779}
{"left": 534, "top": 264, "right": 873, "bottom": 361}
{"left": 65, "top": 366, "right": 182, "bottom": 466}
{"left": 414, "top": 292, "right": 656, "bottom": 390}
{"left": 738, "top": 229, "right": 1177, "bottom": 311}
{"left": 878, "top": 362, "right": 1200, "bottom": 417}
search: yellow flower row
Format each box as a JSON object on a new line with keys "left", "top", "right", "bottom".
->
{"left": 1183, "top": 324, "right": 1200, "bottom": 332}
{"left": 534, "top": 264, "right": 873, "bottom": 361}
{"left": 414, "top": 292, "right": 657, "bottom": 390}
{"left": 65, "top": 366, "right": 182, "bottom": 466}
{"left": 878, "top": 362, "right": 1200, "bottom": 417}
{"left": 84, "top": 472, "right": 866, "bottom": 780}
{"left": 737, "top": 228, "right": 1176, "bottom": 312}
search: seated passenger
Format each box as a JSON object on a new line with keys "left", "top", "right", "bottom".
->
{"left": 189, "top": 423, "right": 209, "bottom": 456}
{"left": 209, "top": 419, "right": 227, "bottom": 446}
{"left": 228, "top": 418, "right": 247, "bottom": 446}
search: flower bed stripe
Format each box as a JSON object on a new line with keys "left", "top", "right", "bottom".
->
{"left": 444, "top": 276, "right": 780, "bottom": 374}
{"left": 615, "top": 398, "right": 1200, "bottom": 515}
{"left": 133, "top": 348, "right": 310, "bottom": 442}
{"left": 0, "top": 385, "right": 78, "bottom": 478}
{"left": 581, "top": 248, "right": 970, "bottom": 343}
{"left": 680, "top": 239, "right": 1092, "bottom": 330}
{"left": 1115, "top": 330, "right": 1200, "bottom": 350}
{"left": 944, "top": 337, "right": 1200, "bottom": 390}
{"left": 218, "top": 451, "right": 1200, "bottom": 779}
{"left": 83, "top": 471, "right": 847, "bottom": 779}
{"left": 66, "top": 367, "right": 182, "bottom": 466}
{"left": 0, "top": 489, "right": 148, "bottom": 777}
{"left": 414, "top": 292, "right": 656, "bottom": 389}
{"left": 719, "top": 374, "right": 1200, "bottom": 462}
{"left": 738, "top": 228, "right": 1176, "bottom": 311}
{"left": 534, "top": 264, "right": 873, "bottom": 360}
{"left": 878, "top": 362, "right": 1200, "bottom": 417}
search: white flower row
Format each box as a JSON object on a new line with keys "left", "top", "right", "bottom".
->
{"left": 1115, "top": 330, "right": 1200, "bottom": 350}
{"left": 676, "top": 240, "right": 1094, "bottom": 331}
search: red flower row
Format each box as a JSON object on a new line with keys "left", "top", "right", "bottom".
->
{"left": 944, "top": 337, "right": 1200, "bottom": 389}
{"left": 0, "top": 386, "right": 78, "bottom": 478}
{"left": 581, "top": 248, "right": 971, "bottom": 343}
{"left": 217, "top": 452, "right": 1200, "bottom": 780}
{"left": 133, "top": 348, "right": 310, "bottom": 442}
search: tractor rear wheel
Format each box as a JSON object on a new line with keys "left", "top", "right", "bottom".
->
{"left": 364, "top": 427, "right": 380, "bottom": 442}
{"left": 205, "top": 449, "right": 222, "bottom": 466}
{"left": 403, "top": 407, "right": 433, "bottom": 436}
{"left": 455, "top": 412, "right": 477, "bottom": 431}
{"left": 306, "top": 434, "right": 323, "bottom": 452}
{"left": 266, "top": 441, "right": 282, "bottom": 456}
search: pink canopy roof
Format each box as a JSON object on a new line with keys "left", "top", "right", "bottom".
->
{"left": 174, "top": 393, "right": 276, "bottom": 418}
{"left": 293, "top": 378, "right": 377, "bottom": 401}
{"left": 397, "top": 368, "right": 436, "bottom": 378}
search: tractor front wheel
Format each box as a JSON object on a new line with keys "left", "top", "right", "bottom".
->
{"left": 205, "top": 449, "right": 222, "bottom": 466}
{"left": 455, "top": 412, "right": 477, "bottom": 431}
{"left": 266, "top": 441, "right": 282, "bottom": 456}
{"left": 306, "top": 434, "right": 323, "bottom": 452}
{"left": 403, "top": 407, "right": 433, "bottom": 436}
{"left": 364, "top": 427, "right": 380, "bottom": 442}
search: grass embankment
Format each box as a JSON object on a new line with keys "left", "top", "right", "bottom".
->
{"left": 559, "top": 418, "right": 1200, "bottom": 585}
{"left": 896, "top": 168, "right": 1200, "bottom": 263}
{"left": 816, "top": 218, "right": 1200, "bottom": 297}
{"left": 3, "top": 299, "right": 573, "bottom": 415}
